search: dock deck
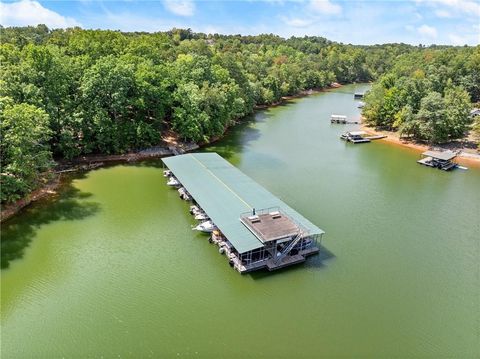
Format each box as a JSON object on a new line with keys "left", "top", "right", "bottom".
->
{"left": 330, "top": 114, "right": 359, "bottom": 124}
{"left": 341, "top": 131, "right": 387, "bottom": 144}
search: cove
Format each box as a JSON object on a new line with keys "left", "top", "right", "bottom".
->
{"left": 2, "top": 84, "right": 479, "bottom": 358}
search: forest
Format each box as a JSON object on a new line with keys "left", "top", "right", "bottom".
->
{"left": 362, "top": 47, "right": 480, "bottom": 143}
{"left": 0, "top": 25, "right": 478, "bottom": 204}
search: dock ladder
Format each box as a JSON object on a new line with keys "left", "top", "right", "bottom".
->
{"left": 274, "top": 229, "right": 305, "bottom": 264}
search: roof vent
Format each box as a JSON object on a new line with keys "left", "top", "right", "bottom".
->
{"left": 248, "top": 215, "right": 261, "bottom": 223}
{"left": 270, "top": 211, "right": 281, "bottom": 219}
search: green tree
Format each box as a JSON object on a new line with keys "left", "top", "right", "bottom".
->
{"left": 415, "top": 91, "right": 446, "bottom": 143}
{"left": 443, "top": 85, "right": 471, "bottom": 139}
{"left": 1, "top": 98, "right": 53, "bottom": 203}
{"left": 472, "top": 116, "right": 480, "bottom": 148}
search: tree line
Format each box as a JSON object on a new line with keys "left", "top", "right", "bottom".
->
{"left": 0, "top": 25, "right": 476, "bottom": 204}
{"left": 362, "top": 47, "right": 479, "bottom": 144}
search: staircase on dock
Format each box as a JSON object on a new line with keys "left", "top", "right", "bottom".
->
{"left": 274, "top": 229, "right": 305, "bottom": 264}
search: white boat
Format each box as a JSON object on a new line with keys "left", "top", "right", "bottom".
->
{"left": 189, "top": 205, "right": 200, "bottom": 214}
{"left": 190, "top": 207, "right": 203, "bottom": 215}
{"left": 193, "top": 220, "right": 216, "bottom": 233}
{"left": 163, "top": 170, "right": 172, "bottom": 177}
{"left": 166, "top": 177, "right": 180, "bottom": 186}
{"left": 357, "top": 101, "right": 365, "bottom": 108}
{"left": 194, "top": 212, "right": 209, "bottom": 220}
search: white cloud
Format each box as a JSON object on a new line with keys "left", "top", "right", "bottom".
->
{"left": 436, "top": 0, "right": 480, "bottom": 14}
{"left": 0, "top": 0, "right": 80, "bottom": 28}
{"left": 308, "top": 0, "right": 342, "bottom": 15}
{"left": 405, "top": 25, "right": 415, "bottom": 32}
{"left": 417, "top": 0, "right": 480, "bottom": 17}
{"left": 163, "top": 0, "right": 195, "bottom": 17}
{"left": 199, "top": 25, "right": 221, "bottom": 35}
{"left": 280, "top": 16, "right": 314, "bottom": 28}
{"left": 101, "top": 12, "right": 175, "bottom": 32}
{"left": 448, "top": 33, "right": 467, "bottom": 45}
{"left": 417, "top": 24, "right": 438, "bottom": 38}
{"left": 434, "top": 9, "right": 452, "bottom": 17}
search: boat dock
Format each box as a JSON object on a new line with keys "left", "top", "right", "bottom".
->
{"left": 330, "top": 114, "right": 359, "bottom": 124}
{"left": 162, "top": 153, "right": 324, "bottom": 274}
{"left": 417, "top": 150, "right": 458, "bottom": 171}
{"left": 340, "top": 131, "right": 386, "bottom": 143}
{"left": 365, "top": 135, "right": 387, "bottom": 140}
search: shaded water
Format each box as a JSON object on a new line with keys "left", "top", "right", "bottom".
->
{"left": 2, "top": 84, "right": 479, "bottom": 357}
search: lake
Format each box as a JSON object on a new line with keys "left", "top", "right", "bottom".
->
{"left": 2, "top": 84, "right": 479, "bottom": 358}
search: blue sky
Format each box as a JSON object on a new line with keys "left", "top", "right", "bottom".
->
{"left": 1, "top": 0, "right": 479, "bottom": 45}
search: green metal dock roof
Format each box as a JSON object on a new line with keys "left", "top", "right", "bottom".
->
{"left": 162, "top": 153, "right": 324, "bottom": 253}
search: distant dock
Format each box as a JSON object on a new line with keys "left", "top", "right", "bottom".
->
{"left": 340, "top": 131, "right": 386, "bottom": 143}
{"left": 330, "top": 114, "right": 360, "bottom": 124}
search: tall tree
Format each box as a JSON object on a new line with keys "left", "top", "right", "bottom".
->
{"left": 1, "top": 98, "right": 52, "bottom": 203}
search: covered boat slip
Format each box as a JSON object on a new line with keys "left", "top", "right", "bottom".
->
{"left": 417, "top": 150, "right": 458, "bottom": 171}
{"left": 162, "top": 153, "right": 324, "bottom": 272}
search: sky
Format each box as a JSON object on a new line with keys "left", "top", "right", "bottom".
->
{"left": 0, "top": 0, "right": 479, "bottom": 45}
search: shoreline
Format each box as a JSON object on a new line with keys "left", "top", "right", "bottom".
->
{"left": 1, "top": 85, "right": 342, "bottom": 222}
{"left": 0, "top": 174, "right": 62, "bottom": 223}
{"left": 0, "top": 144, "right": 200, "bottom": 223}
{"left": 253, "top": 86, "right": 337, "bottom": 109}
{"left": 360, "top": 124, "right": 480, "bottom": 168}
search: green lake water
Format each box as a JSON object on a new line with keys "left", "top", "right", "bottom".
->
{"left": 2, "top": 84, "right": 479, "bottom": 358}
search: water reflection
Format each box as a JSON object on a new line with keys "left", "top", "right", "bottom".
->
{"left": 1, "top": 178, "right": 100, "bottom": 269}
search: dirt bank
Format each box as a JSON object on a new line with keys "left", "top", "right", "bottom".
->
{"left": 1, "top": 174, "right": 61, "bottom": 223}
{"left": 1, "top": 142, "right": 200, "bottom": 222}
{"left": 360, "top": 124, "right": 480, "bottom": 168}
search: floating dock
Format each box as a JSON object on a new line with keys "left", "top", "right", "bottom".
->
{"left": 341, "top": 131, "right": 370, "bottom": 143}
{"left": 417, "top": 150, "right": 458, "bottom": 171}
{"left": 340, "top": 131, "right": 386, "bottom": 144}
{"left": 330, "top": 114, "right": 359, "bottom": 124}
{"left": 162, "top": 153, "right": 324, "bottom": 274}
